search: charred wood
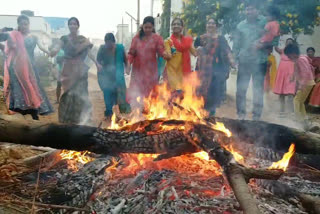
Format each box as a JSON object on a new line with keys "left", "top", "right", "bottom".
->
{"left": 257, "top": 180, "right": 320, "bottom": 214}
{"left": 237, "top": 145, "right": 320, "bottom": 170}
{"left": 0, "top": 116, "right": 198, "bottom": 156}
{"left": 41, "top": 157, "right": 112, "bottom": 208}
{"left": 213, "top": 117, "right": 320, "bottom": 155}
{"left": 190, "top": 124, "right": 262, "bottom": 214}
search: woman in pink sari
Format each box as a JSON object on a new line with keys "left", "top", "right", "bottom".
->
{"left": 127, "top": 16, "right": 166, "bottom": 108}
{"left": 4, "top": 15, "right": 53, "bottom": 120}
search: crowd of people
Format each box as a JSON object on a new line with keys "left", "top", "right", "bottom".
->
{"left": 0, "top": 2, "right": 320, "bottom": 131}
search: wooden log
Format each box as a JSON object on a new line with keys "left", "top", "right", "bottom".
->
{"left": 190, "top": 124, "right": 261, "bottom": 214}
{"left": 23, "top": 150, "right": 60, "bottom": 167}
{"left": 213, "top": 117, "right": 320, "bottom": 155}
{"left": 0, "top": 115, "right": 198, "bottom": 156}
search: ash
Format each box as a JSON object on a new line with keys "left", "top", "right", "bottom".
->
{"left": 89, "top": 167, "right": 316, "bottom": 214}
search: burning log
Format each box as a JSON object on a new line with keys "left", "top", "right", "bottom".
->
{"left": 246, "top": 145, "right": 320, "bottom": 170}
{"left": 0, "top": 115, "right": 198, "bottom": 156}
{"left": 0, "top": 115, "right": 314, "bottom": 214}
{"left": 214, "top": 117, "right": 320, "bottom": 155}
{"left": 189, "top": 124, "right": 284, "bottom": 214}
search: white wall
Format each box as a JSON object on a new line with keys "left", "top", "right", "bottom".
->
{"left": 272, "top": 26, "right": 320, "bottom": 66}
{"left": 0, "top": 15, "right": 51, "bottom": 33}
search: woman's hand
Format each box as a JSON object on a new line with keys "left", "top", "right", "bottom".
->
{"left": 290, "top": 75, "right": 296, "bottom": 82}
{"left": 96, "top": 63, "right": 102, "bottom": 72}
{"left": 163, "top": 51, "right": 171, "bottom": 60}
{"left": 230, "top": 60, "right": 236, "bottom": 69}
{"left": 125, "top": 65, "right": 131, "bottom": 75}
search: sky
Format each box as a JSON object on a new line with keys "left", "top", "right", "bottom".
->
{"left": 0, "top": 0, "right": 163, "bottom": 39}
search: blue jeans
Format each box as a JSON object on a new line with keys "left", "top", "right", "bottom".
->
{"left": 103, "top": 89, "right": 117, "bottom": 117}
{"left": 236, "top": 63, "right": 267, "bottom": 119}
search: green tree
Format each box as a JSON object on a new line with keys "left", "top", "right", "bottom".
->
{"left": 160, "top": 0, "right": 171, "bottom": 39}
{"left": 182, "top": 0, "right": 320, "bottom": 36}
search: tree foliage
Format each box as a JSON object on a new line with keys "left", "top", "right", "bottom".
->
{"left": 182, "top": 0, "right": 320, "bottom": 36}
{"left": 160, "top": 0, "right": 171, "bottom": 39}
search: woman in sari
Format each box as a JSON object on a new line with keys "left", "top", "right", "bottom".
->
{"left": 50, "top": 17, "right": 100, "bottom": 125}
{"left": 307, "top": 47, "right": 320, "bottom": 107}
{"left": 264, "top": 45, "right": 277, "bottom": 92}
{"left": 127, "top": 16, "right": 166, "bottom": 109}
{"left": 164, "top": 18, "right": 197, "bottom": 91}
{"left": 196, "top": 18, "right": 234, "bottom": 116}
{"left": 96, "top": 33, "right": 131, "bottom": 120}
{"left": 4, "top": 15, "right": 53, "bottom": 120}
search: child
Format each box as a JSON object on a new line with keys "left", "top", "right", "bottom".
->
{"left": 264, "top": 45, "right": 277, "bottom": 93}
{"left": 284, "top": 44, "right": 315, "bottom": 129}
{"left": 260, "top": 6, "right": 280, "bottom": 46}
{"left": 273, "top": 38, "right": 296, "bottom": 116}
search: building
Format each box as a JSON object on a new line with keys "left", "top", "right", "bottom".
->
{"left": 116, "top": 24, "right": 131, "bottom": 48}
{"left": 0, "top": 14, "right": 52, "bottom": 48}
{"left": 44, "top": 17, "right": 69, "bottom": 38}
{"left": 0, "top": 11, "right": 69, "bottom": 51}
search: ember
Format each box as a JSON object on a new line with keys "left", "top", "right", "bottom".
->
{"left": 109, "top": 152, "right": 222, "bottom": 179}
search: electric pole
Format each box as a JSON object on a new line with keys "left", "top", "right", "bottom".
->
{"left": 151, "top": 0, "right": 154, "bottom": 16}
{"left": 137, "top": 0, "right": 140, "bottom": 30}
{"left": 125, "top": 11, "right": 137, "bottom": 36}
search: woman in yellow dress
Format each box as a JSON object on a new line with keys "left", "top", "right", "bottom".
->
{"left": 164, "top": 18, "right": 197, "bottom": 91}
{"left": 264, "top": 46, "right": 278, "bottom": 92}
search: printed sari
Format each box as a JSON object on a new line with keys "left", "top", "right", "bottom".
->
{"left": 58, "top": 35, "right": 93, "bottom": 124}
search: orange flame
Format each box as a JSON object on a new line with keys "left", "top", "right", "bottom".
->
{"left": 60, "top": 150, "right": 94, "bottom": 171}
{"left": 107, "top": 72, "right": 232, "bottom": 138}
{"left": 103, "top": 72, "right": 240, "bottom": 177}
{"left": 105, "top": 157, "right": 120, "bottom": 174}
{"left": 224, "top": 145, "right": 244, "bottom": 163}
{"left": 268, "top": 144, "right": 295, "bottom": 171}
{"left": 211, "top": 122, "right": 232, "bottom": 137}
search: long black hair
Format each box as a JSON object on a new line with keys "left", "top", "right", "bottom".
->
{"left": 284, "top": 43, "right": 300, "bottom": 56}
{"left": 17, "top": 15, "right": 29, "bottom": 24}
{"left": 104, "top": 33, "right": 116, "bottom": 43}
{"left": 68, "top": 17, "right": 80, "bottom": 27}
{"left": 139, "top": 16, "right": 154, "bottom": 40}
{"left": 307, "top": 47, "right": 315, "bottom": 53}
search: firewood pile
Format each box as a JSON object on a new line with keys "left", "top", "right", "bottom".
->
{"left": 0, "top": 117, "right": 320, "bottom": 214}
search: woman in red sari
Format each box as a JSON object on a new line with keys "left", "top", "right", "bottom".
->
{"left": 127, "top": 16, "right": 165, "bottom": 108}
{"left": 307, "top": 47, "right": 320, "bottom": 107}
